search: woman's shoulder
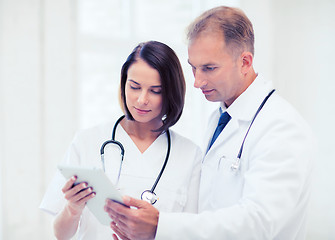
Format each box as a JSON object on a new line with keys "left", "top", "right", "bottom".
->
{"left": 167, "top": 129, "right": 203, "bottom": 168}
{"left": 168, "top": 129, "right": 201, "bottom": 151}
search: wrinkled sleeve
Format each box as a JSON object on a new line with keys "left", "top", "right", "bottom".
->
{"left": 39, "top": 136, "right": 81, "bottom": 216}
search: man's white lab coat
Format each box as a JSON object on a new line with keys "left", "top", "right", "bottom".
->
{"left": 156, "top": 76, "right": 315, "bottom": 240}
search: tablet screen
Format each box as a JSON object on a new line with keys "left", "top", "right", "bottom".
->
{"left": 58, "top": 164, "right": 124, "bottom": 225}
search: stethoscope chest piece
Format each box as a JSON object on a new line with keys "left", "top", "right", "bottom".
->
{"left": 230, "top": 157, "right": 241, "bottom": 173}
{"left": 141, "top": 190, "right": 158, "bottom": 205}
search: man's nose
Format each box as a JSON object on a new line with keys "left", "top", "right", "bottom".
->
{"left": 193, "top": 70, "right": 206, "bottom": 89}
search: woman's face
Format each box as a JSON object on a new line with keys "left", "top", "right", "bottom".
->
{"left": 125, "top": 59, "right": 163, "bottom": 125}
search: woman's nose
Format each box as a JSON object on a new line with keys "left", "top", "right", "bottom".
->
{"left": 137, "top": 91, "right": 149, "bottom": 105}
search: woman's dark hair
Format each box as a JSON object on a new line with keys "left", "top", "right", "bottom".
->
{"left": 120, "top": 41, "right": 186, "bottom": 132}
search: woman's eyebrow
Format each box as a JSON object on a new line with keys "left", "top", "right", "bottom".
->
{"left": 128, "top": 79, "right": 161, "bottom": 88}
{"left": 128, "top": 79, "right": 140, "bottom": 85}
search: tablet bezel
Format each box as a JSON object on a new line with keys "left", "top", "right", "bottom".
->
{"left": 57, "top": 164, "right": 124, "bottom": 226}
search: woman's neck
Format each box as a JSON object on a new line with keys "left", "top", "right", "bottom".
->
{"left": 120, "top": 118, "right": 163, "bottom": 153}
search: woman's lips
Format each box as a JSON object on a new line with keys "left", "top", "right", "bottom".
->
{"left": 134, "top": 107, "right": 151, "bottom": 114}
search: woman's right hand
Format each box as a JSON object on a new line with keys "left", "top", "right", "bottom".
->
{"left": 62, "top": 176, "right": 96, "bottom": 216}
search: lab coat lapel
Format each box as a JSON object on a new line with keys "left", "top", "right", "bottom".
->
{"left": 202, "top": 109, "right": 220, "bottom": 157}
{"left": 207, "top": 118, "right": 239, "bottom": 154}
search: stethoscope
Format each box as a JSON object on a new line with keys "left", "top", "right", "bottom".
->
{"left": 230, "top": 89, "right": 275, "bottom": 172}
{"left": 100, "top": 115, "right": 171, "bottom": 205}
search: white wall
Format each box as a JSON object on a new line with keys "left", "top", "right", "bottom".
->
{"left": 242, "top": 1, "right": 335, "bottom": 238}
{"left": 0, "top": 0, "right": 334, "bottom": 239}
{"left": 0, "top": 0, "right": 77, "bottom": 239}
{"left": 0, "top": 1, "right": 4, "bottom": 238}
{"left": 75, "top": 0, "right": 234, "bottom": 147}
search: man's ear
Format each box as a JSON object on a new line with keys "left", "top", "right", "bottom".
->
{"left": 240, "top": 52, "right": 253, "bottom": 75}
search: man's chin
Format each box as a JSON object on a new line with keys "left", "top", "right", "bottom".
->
{"left": 204, "top": 95, "right": 220, "bottom": 102}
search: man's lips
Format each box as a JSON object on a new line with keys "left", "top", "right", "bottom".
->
{"left": 202, "top": 89, "right": 214, "bottom": 95}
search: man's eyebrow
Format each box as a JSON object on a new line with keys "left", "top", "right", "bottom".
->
{"left": 202, "top": 63, "right": 216, "bottom": 67}
{"left": 187, "top": 60, "right": 216, "bottom": 67}
{"left": 187, "top": 59, "right": 194, "bottom": 67}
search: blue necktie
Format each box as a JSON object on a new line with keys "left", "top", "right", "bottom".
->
{"left": 208, "top": 111, "right": 231, "bottom": 151}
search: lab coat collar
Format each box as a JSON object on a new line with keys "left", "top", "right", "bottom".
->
{"left": 224, "top": 74, "right": 274, "bottom": 122}
{"left": 205, "top": 75, "right": 273, "bottom": 155}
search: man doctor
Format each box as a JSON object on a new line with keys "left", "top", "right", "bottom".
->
{"left": 104, "top": 6, "right": 315, "bottom": 240}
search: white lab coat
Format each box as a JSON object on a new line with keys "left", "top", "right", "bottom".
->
{"left": 40, "top": 120, "right": 202, "bottom": 239}
{"left": 156, "top": 75, "right": 315, "bottom": 240}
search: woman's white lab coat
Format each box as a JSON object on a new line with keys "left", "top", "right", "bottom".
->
{"left": 156, "top": 76, "right": 315, "bottom": 239}
{"left": 40, "top": 121, "right": 202, "bottom": 239}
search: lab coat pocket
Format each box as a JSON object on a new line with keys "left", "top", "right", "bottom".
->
{"left": 155, "top": 187, "right": 187, "bottom": 212}
{"left": 211, "top": 155, "right": 244, "bottom": 207}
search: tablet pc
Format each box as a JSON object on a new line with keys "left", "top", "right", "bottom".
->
{"left": 57, "top": 164, "right": 124, "bottom": 226}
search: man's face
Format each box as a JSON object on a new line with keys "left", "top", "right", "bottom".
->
{"left": 188, "top": 33, "right": 245, "bottom": 107}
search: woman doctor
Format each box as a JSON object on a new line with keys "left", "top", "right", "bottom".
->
{"left": 39, "top": 41, "right": 202, "bottom": 239}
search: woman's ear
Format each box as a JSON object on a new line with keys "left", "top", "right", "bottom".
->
{"left": 240, "top": 52, "right": 253, "bottom": 75}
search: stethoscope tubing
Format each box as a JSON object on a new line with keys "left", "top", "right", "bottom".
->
{"left": 237, "top": 89, "right": 275, "bottom": 159}
{"left": 100, "top": 116, "right": 125, "bottom": 173}
{"left": 231, "top": 89, "right": 275, "bottom": 172}
{"left": 150, "top": 129, "right": 171, "bottom": 193}
{"left": 100, "top": 115, "right": 171, "bottom": 204}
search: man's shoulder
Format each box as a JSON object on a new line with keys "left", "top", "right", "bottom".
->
{"left": 256, "top": 93, "right": 313, "bottom": 138}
